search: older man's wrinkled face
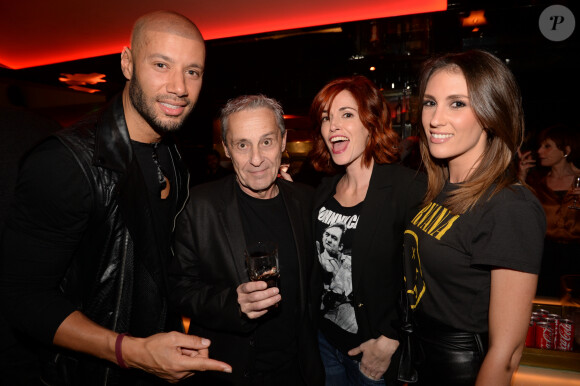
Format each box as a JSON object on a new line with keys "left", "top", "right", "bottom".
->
{"left": 223, "top": 107, "right": 286, "bottom": 199}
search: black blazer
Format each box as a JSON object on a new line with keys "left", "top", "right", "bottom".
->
{"left": 170, "top": 175, "right": 324, "bottom": 385}
{"left": 312, "top": 163, "right": 425, "bottom": 343}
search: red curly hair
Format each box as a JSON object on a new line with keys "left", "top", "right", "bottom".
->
{"left": 309, "top": 75, "right": 399, "bottom": 172}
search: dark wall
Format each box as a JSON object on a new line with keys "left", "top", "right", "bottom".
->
{"left": 1, "top": 0, "right": 577, "bottom": 151}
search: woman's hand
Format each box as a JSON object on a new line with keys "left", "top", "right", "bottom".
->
{"left": 517, "top": 150, "right": 536, "bottom": 181}
{"left": 278, "top": 164, "right": 293, "bottom": 182}
{"left": 348, "top": 335, "right": 399, "bottom": 380}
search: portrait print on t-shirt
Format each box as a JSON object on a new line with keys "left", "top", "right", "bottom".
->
{"left": 316, "top": 202, "right": 360, "bottom": 333}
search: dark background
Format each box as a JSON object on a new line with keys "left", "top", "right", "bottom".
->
{"left": 0, "top": 0, "right": 577, "bottom": 178}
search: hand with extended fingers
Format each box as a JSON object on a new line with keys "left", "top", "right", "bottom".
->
{"left": 121, "top": 331, "right": 232, "bottom": 383}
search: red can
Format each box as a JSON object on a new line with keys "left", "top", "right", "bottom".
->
{"left": 535, "top": 321, "right": 553, "bottom": 349}
{"left": 525, "top": 318, "right": 536, "bottom": 348}
{"left": 557, "top": 319, "right": 575, "bottom": 352}
{"left": 545, "top": 317, "right": 560, "bottom": 348}
{"left": 535, "top": 309, "right": 549, "bottom": 318}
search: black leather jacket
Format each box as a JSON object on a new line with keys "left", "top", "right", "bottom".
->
{"left": 46, "top": 95, "right": 190, "bottom": 385}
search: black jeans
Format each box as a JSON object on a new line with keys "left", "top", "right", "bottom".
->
{"left": 415, "top": 322, "right": 488, "bottom": 386}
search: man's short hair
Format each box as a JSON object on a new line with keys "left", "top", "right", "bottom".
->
{"left": 324, "top": 223, "right": 346, "bottom": 237}
{"left": 220, "top": 94, "right": 285, "bottom": 144}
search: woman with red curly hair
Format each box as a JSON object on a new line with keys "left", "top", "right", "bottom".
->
{"left": 310, "top": 75, "right": 425, "bottom": 385}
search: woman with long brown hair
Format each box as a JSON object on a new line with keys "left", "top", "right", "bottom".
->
{"left": 404, "top": 50, "right": 545, "bottom": 385}
{"left": 310, "top": 75, "right": 424, "bottom": 385}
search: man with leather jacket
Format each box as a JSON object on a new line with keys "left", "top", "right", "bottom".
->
{"left": 0, "top": 10, "right": 231, "bottom": 385}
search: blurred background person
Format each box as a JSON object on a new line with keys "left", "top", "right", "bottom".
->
{"left": 309, "top": 75, "right": 425, "bottom": 385}
{"left": 202, "top": 148, "right": 232, "bottom": 183}
{"left": 404, "top": 50, "right": 545, "bottom": 385}
{"left": 398, "top": 135, "right": 423, "bottom": 172}
{"left": 518, "top": 124, "right": 580, "bottom": 297}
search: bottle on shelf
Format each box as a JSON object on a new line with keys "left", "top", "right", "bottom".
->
{"left": 395, "top": 96, "right": 402, "bottom": 126}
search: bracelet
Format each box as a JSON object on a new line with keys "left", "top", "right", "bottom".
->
{"left": 115, "top": 332, "right": 131, "bottom": 369}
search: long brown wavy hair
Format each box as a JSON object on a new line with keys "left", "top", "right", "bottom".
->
{"left": 309, "top": 75, "right": 399, "bottom": 173}
{"left": 418, "top": 50, "right": 524, "bottom": 214}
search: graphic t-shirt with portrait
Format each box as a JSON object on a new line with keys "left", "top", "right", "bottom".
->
{"left": 316, "top": 196, "right": 362, "bottom": 352}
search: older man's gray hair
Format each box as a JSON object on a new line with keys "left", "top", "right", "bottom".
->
{"left": 220, "top": 95, "right": 286, "bottom": 144}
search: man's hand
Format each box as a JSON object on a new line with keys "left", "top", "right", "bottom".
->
{"left": 123, "top": 332, "right": 232, "bottom": 383}
{"left": 53, "top": 312, "right": 231, "bottom": 383}
{"left": 237, "top": 281, "right": 281, "bottom": 319}
{"left": 319, "top": 252, "right": 340, "bottom": 273}
{"left": 348, "top": 335, "right": 399, "bottom": 381}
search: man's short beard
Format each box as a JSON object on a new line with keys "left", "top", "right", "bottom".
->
{"left": 129, "top": 70, "right": 188, "bottom": 135}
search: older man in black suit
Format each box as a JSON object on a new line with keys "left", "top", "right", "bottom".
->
{"left": 169, "top": 95, "right": 324, "bottom": 386}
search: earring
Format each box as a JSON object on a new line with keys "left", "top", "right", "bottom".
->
{"left": 564, "top": 154, "right": 569, "bottom": 158}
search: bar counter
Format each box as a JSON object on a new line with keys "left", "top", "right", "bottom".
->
{"left": 512, "top": 297, "right": 580, "bottom": 385}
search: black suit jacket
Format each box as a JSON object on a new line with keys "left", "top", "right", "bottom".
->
{"left": 312, "top": 163, "right": 425, "bottom": 352}
{"left": 170, "top": 175, "right": 324, "bottom": 385}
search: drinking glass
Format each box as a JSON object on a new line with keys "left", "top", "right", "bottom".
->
{"left": 245, "top": 241, "right": 280, "bottom": 288}
{"left": 569, "top": 175, "right": 580, "bottom": 210}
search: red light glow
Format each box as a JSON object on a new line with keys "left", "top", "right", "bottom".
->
{"left": 0, "top": 0, "right": 446, "bottom": 69}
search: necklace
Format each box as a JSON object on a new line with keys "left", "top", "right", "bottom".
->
{"left": 151, "top": 142, "right": 168, "bottom": 192}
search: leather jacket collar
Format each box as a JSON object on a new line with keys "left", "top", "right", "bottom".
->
{"left": 93, "top": 94, "right": 133, "bottom": 172}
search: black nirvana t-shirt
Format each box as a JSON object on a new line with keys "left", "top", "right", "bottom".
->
{"left": 403, "top": 183, "right": 545, "bottom": 333}
{"left": 315, "top": 196, "right": 362, "bottom": 353}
